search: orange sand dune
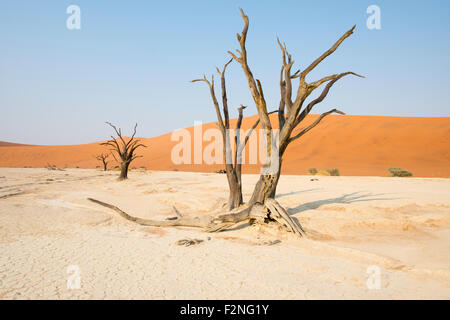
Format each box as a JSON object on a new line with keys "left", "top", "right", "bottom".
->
{"left": 1, "top": 115, "right": 449, "bottom": 177}
{"left": 0, "top": 141, "right": 30, "bottom": 147}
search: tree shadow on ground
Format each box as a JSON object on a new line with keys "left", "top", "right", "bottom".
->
{"left": 287, "top": 191, "right": 402, "bottom": 215}
{"left": 275, "top": 188, "right": 321, "bottom": 199}
{"left": 220, "top": 192, "right": 402, "bottom": 234}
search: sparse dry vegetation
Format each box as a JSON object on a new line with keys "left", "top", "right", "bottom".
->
{"left": 326, "top": 168, "right": 340, "bottom": 176}
{"left": 45, "top": 163, "right": 65, "bottom": 171}
{"left": 388, "top": 167, "right": 412, "bottom": 177}
{"left": 309, "top": 168, "right": 340, "bottom": 176}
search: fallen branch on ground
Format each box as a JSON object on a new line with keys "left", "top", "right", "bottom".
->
{"left": 87, "top": 197, "right": 306, "bottom": 237}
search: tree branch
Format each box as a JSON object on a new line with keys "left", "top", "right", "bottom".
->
{"left": 125, "top": 123, "right": 138, "bottom": 148}
{"left": 191, "top": 75, "right": 226, "bottom": 134}
{"left": 294, "top": 72, "right": 363, "bottom": 127}
{"left": 300, "top": 25, "right": 356, "bottom": 80}
{"left": 216, "top": 58, "right": 233, "bottom": 129}
{"left": 87, "top": 197, "right": 304, "bottom": 236}
{"left": 278, "top": 65, "right": 286, "bottom": 129}
{"left": 105, "top": 122, "right": 126, "bottom": 147}
{"left": 277, "top": 38, "right": 294, "bottom": 113}
{"left": 237, "top": 110, "right": 279, "bottom": 156}
{"left": 227, "top": 8, "right": 261, "bottom": 105}
{"left": 280, "top": 26, "right": 359, "bottom": 147}
{"left": 289, "top": 108, "right": 345, "bottom": 143}
{"left": 234, "top": 105, "right": 246, "bottom": 166}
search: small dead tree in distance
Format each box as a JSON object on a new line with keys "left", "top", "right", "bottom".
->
{"left": 100, "top": 122, "right": 146, "bottom": 180}
{"left": 89, "top": 9, "right": 363, "bottom": 238}
{"left": 96, "top": 153, "right": 110, "bottom": 171}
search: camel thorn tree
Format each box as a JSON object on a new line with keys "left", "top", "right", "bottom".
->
{"left": 226, "top": 9, "right": 363, "bottom": 206}
{"left": 89, "top": 9, "right": 363, "bottom": 238}
{"left": 100, "top": 122, "right": 146, "bottom": 180}
{"left": 95, "top": 152, "right": 111, "bottom": 171}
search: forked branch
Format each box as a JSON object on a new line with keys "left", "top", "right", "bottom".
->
{"left": 294, "top": 72, "right": 363, "bottom": 127}
{"left": 300, "top": 25, "right": 356, "bottom": 80}
{"left": 289, "top": 109, "right": 345, "bottom": 143}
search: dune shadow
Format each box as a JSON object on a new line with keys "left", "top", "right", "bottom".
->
{"left": 287, "top": 191, "right": 402, "bottom": 215}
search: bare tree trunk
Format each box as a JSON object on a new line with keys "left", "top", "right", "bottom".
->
{"left": 119, "top": 162, "right": 130, "bottom": 180}
{"left": 102, "top": 159, "right": 108, "bottom": 171}
{"left": 225, "top": 165, "right": 243, "bottom": 210}
{"left": 249, "top": 160, "right": 282, "bottom": 205}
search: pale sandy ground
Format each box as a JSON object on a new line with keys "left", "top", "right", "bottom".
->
{"left": 0, "top": 168, "right": 449, "bottom": 299}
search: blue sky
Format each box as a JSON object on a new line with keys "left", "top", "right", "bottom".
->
{"left": 1, "top": 0, "right": 449, "bottom": 145}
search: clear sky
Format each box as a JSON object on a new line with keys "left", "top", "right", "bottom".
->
{"left": 1, "top": 0, "right": 450, "bottom": 145}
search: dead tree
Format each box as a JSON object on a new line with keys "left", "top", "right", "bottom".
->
{"left": 227, "top": 9, "right": 363, "bottom": 205}
{"left": 89, "top": 9, "right": 362, "bottom": 238}
{"left": 192, "top": 60, "right": 264, "bottom": 210}
{"left": 95, "top": 153, "right": 110, "bottom": 171}
{"left": 100, "top": 122, "right": 146, "bottom": 180}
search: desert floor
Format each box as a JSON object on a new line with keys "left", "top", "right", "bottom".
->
{"left": 0, "top": 168, "right": 449, "bottom": 299}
